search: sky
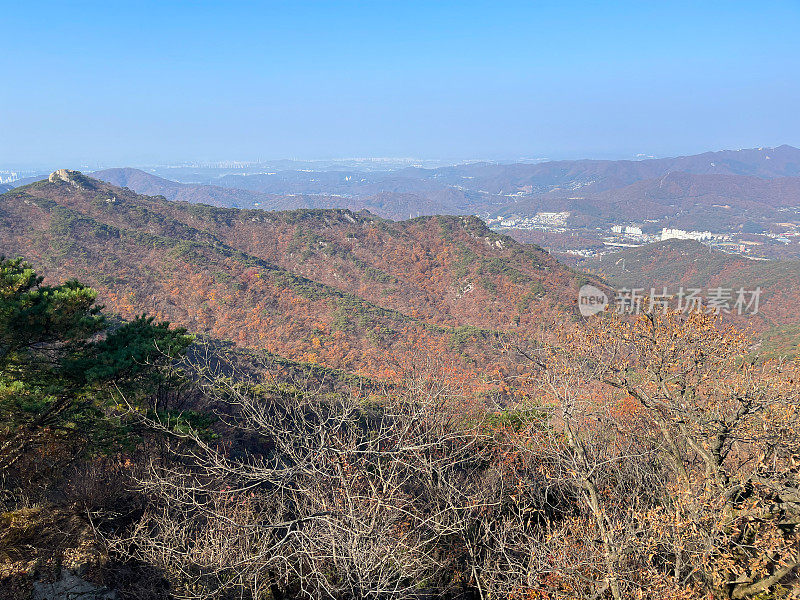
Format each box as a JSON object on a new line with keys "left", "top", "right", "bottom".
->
{"left": 1, "top": 1, "right": 799, "bottom": 167}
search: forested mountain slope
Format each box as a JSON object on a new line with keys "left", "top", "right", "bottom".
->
{"left": 580, "top": 239, "right": 800, "bottom": 351}
{"left": 0, "top": 171, "right": 593, "bottom": 380}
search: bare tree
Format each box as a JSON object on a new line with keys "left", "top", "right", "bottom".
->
{"left": 112, "top": 355, "right": 567, "bottom": 600}
{"left": 521, "top": 310, "right": 800, "bottom": 599}
{"left": 110, "top": 311, "right": 800, "bottom": 600}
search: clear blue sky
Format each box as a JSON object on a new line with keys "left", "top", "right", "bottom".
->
{"left": 1, "top": 1, "right": 799, "bottom": 167}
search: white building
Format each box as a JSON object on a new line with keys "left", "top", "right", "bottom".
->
{"left": 661, "top": 228, "right": 713, "bottom": 241}
{"left": 625, "top": 225, "right": 643, "bottom": 236}
{"left": 611, "top": 225, "right": 643, "bottom": 236}
{"left": 533, "top": 211, "right": 570, "bottom": 225}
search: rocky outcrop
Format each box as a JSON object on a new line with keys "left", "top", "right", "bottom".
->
{"left": 0, "top": 506, "right": 112, "bottom": 599}
{"left": 48, "top": 170, "right": 83, "bottom": 186}
{"left": 32, "top": 570, "right": 117, "bottom": 600}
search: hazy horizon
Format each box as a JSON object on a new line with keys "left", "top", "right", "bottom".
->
{"left": 6, "top": 142, "right": 800, "bottom": 177}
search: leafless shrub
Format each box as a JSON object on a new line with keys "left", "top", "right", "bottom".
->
{"left": 108, "top": 313, "right": 800, "bottom": 599}
{"left": 110, "top": 359, "right": 571, "bottom": 600}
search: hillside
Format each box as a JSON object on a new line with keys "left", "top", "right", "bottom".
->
{"left": 92, "top": 167, "right": 492, "bottom": 220}
{"left": 491, "top": 171, "right": 800, "bottom": 228}
{"left": 580, "top": 239, "right": 800, "bottom": 350}
{"left": 0, "top": 171, "right": 593, "bottom": 381}
{"left": 91, "top": 167, "right": 286, "bottom": 209}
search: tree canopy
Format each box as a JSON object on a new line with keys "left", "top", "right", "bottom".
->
{"left": 0, "top": 257, "right": 192, "bottom": 472}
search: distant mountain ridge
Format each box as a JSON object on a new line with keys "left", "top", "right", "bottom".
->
{"left": 491, "top": 171, "right": 800, "bottom": 228}
{"left": 91, "top": 167, "right": 493, "bottom": 220}
{"left": 210, "top": 144, "right": 800, "bottom": 197}
{"left": 88, "top": 145, "right": 800, "bottom": 225}
{"left": 432, "top": 144, "right": 800, "bottom": 194}
{"left": 90, "top": 167, "right": 283, "bottom": 209}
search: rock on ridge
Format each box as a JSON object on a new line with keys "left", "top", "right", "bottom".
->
{"left": 48, "top": 169, "right": 83, "bottom": 186}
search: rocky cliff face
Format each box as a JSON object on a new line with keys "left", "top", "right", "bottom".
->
{"left": 48, "top": 169, "right": 83, "bottom": 186}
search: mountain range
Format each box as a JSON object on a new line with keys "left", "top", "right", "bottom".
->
{"left": 0, "top": 171, "right": 594, "bottom": 383}
{"left": 92, "top": 167, "right": 489, "bottom": 220}
{"left": 493, "top": 171, "right": 800, "bottom": 229}
{"left": 90, "top": 167, "right": 284, "bottom": 209}
{"left": 84, "top": 145, "right": 800, "bottom": 228}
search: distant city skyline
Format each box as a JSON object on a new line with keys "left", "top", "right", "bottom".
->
{"left": 3, "top": 143, "right": 799, "bottom": 176}
{"left": 1, "top": 144, "right": 794, "bottom": 176}
{"left": 2, "top": 1, "right": 799, "bottom": 166}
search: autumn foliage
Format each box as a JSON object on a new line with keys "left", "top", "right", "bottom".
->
{"left": 0, "top": 176, "right": 595, "bottom": 388}
{"left": 0, "top": 176, "right": 797, "bottom": 598}
{"left": 98, "top": 309, "right": 799, "bottom": 600}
